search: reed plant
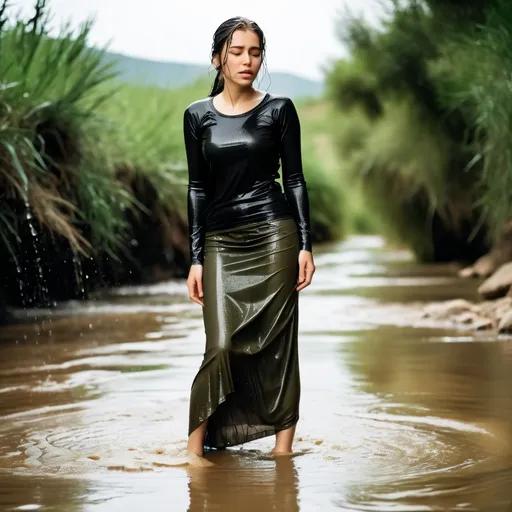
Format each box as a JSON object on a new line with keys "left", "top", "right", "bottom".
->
{"left": 0, "top": 0, "right": 133, "bottom": 263}
{"left": 433, "top": 0, "right": 512, "bottom": 242}
{"left": 96, "top": 78, "right": 210, "bottom": 218}
{"left": 326, "top": 1, "right": 487, "bottom": 261}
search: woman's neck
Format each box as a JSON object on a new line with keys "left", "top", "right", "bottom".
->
{"left": 218, "top": 85, "right": 260, "bottom": 107}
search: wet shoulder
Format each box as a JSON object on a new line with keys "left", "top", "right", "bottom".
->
{"left": 184, "top": 97, "right": 212, "bottom": 118}
{"left": 265, "top": 92, "right": 295, "bottom": 111}
{"left": 265, "top": 93, "right": 292, "bottom": 106}
{"left": 264, "top": 93, "right": 298, "bottom": 122}
{"left": 184, "top": 98, "right": 215, "bottom": 134}
{"left": 264, "top": 93, "right": 294, "bottom": 110}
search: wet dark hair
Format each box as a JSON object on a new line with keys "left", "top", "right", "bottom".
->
{"left": 209, "top": 16, "right": 266, "bottom": 97}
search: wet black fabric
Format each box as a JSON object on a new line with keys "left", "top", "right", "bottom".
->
{"left": 183, "top": 92, "right": 312, "bottom": 265}
{"left": 188, "top": 218, "right": 301, "bottom": 449}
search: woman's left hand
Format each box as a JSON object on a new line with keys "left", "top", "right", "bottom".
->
{"left": 296, "top": 250, "right": 315, "bottom": 291}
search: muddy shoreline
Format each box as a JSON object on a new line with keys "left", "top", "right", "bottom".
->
{"left": 419, "top": 296, "right": 512, "bottom": 336}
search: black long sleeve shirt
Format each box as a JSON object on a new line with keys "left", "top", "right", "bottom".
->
{"left": 183, "top": 92, "right": 312, "bottom": 265}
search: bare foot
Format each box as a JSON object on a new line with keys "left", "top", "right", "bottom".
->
{"left": 187, "top": 451, "right": 215, "bottom": 467}
{"left": 271, "top": 448, "right": 293, "bottom": 456}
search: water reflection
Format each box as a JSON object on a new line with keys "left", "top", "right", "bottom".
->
{"left": 188, "top": 454, "right": 299, "bottom": 512}
{"left": 338, "top": 324, "right": 512, "bottom": 510}
{"left": 347, "top": 325, "right": 512, "bottom": 425}
{"left": 0, "top": 474, "right": 86, "bottom": 511}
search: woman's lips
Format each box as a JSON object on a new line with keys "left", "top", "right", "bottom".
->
{"left": 239, "top": 71, "right": 253, "bottom": 77}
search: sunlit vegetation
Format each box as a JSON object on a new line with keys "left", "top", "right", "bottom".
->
{"left": 0, "top": 0, "right": 191, "bottom": 309}
{"left": 326, "top": 0, "right": 512, "bottom": 262}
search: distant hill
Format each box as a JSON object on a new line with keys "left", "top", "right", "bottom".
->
{"left": 103, "top": 51, "right": 325, "bottom": 99}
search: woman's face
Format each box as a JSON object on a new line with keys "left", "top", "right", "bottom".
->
{"left": 217, "top": 29, "right": 262, "bottom": 88}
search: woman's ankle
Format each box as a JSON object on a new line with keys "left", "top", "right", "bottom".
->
{"left": 273, "top": 424, "right": 296, "bottom": 454}
{"left": 187, "top": 441, "right": 204, "bottom": 458}
{"left": 272, "top": 445, "right": 293, "bottom": 454}
{"left": 187, "top": 420, "right": 208, "bottom": 457}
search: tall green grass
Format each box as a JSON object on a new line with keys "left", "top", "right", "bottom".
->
{"left": 96, "top": 78, "right": 210, "bottom": 217}
{"left": 326, "top": 1, "right": 488, "bottom": 261}
{"left": 295, "top": 98, "right": 365, "bottom": 240}
{"left": 0, "top": 0, "right": 202, "bottom": 266}
{"left": 0, "top": 0, "right": 131, "bottom": 259}
{"left": 434, "top": 0, "right": 512, "bottom": 241}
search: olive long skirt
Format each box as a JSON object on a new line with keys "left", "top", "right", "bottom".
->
{"left": 188, "top": 217, "right": 301, "bottom": 449}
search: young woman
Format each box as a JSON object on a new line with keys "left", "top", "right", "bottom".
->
{"left": 183, "top": 16, "right": 315, "bottom": 463}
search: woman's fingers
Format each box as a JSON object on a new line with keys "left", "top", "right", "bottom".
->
{"left": 296, "top": 280, "right": 308, "bottom": 291}
{"left": 186, "top": 264, "right": 204, "bottom": 306}
{"left": 306, "top": 262, "right": 315, "bottom": 282}
{"left": 296, "top": 259, "right": 315, "bottom": 292}
{"left": 197, "top": 275, "right": 204, "bottom": 300}
{"left": 297, "top": 259, "right": 306, "bottom": 285}
{"left": 188, "top": 277, "right": 204, "bottom": 306}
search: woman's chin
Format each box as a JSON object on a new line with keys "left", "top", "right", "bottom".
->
{"left": 226, "top": 77, "right": 256, "bottom": 89}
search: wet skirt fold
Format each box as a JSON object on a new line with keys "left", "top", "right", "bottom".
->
{"left": 188, "top": 217, "right": 301, "bottom": 449}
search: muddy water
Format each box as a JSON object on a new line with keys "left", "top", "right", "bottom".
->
{"left": 1, "top": 235, "right": 512, "bottom": 511}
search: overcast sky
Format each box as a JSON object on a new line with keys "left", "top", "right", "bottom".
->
{"left": 14, "top": 0, "right": 384, "bottom": 80}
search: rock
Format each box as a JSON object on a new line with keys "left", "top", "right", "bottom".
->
{"left": 423, "top": 299, "right": 474, "bottom": 319}
{"left": 452, "top": 310, "right": 494, "bottom": 330}
{"left": 459, "top": 266, "right": 477, "bottom": 278}
{"left": 473, "top": 317, "right": 494, "bottom": 330}
{"left": 498, "top": 311, "right": 512, "bottom": 333}
{"left": 492, "top": 297, "right": 512, "bottom": 320}
{"left": 24, "top": 446, "right": 42, "bottom": 458}
{"left": 473, "top": 254, "right": 499, "bottom": 278}
{"left": 478, "top": 262, "right": 512, "bottom": 299}
{"left": 454, "top": 312, "right": 479, "bottom": 324}
{"left": 476, "top": 301, "right": 497, "bottom": 317}
{"left": 25, "top": 457, "right": 42, "bottom": 467}
{"left": 459, "top": 255, "right": 497, "bottom": 279}
{"left": 459, "top": 222, "right": 512, "bottom": 281}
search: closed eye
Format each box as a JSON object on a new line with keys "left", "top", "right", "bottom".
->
{"left": 229, "top": 51, "right": 261, "bottom": 58}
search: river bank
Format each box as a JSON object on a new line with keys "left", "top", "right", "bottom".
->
{"left": 419, "top": 240, "right": 512, "bottom": 336}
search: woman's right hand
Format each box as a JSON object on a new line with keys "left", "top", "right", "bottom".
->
{"left": 187, "top": 264, "right": 204, "bottom": 306}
